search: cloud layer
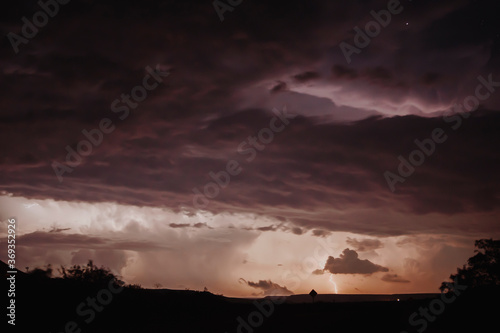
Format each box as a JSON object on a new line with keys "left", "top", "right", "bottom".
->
{"left": 242, "top": 279, "right": 294, "bottom": 296}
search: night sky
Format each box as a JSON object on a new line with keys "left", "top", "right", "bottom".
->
{"left": 1, "top": 0, "right": 500, "bottom": 296}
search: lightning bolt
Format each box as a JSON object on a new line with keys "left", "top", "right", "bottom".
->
{"left": 329, "top": 274, "right": 338, "bottom": 294}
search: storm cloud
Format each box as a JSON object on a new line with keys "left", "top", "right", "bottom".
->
{"left": 243, "top": 279, "right": 294, "bottom": 296}
{"left": 323, "top": 249, "right": 389, "bottom": 275}
{"left": 381, "top": 274, "right": 411, "bottom": 283}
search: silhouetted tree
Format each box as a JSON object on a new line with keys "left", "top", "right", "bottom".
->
{"left": 28, "top": 264, "right": 52, "bottom": 279}
{"left": 440, "top": 239, "right": 500, "bottom": 292}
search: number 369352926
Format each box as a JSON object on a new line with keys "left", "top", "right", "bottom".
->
{"left": 8, "top": 218, "right": 16, "bottom": 262}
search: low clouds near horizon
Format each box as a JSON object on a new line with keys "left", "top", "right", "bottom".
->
{"left": 240, "top": 279, "right": 294, "bottom": 296}
{"left": 323, "top": 249, "right": 389, "bottom": 275}
{"left": 381, "top": 274, "right": 411, "bottom": 283}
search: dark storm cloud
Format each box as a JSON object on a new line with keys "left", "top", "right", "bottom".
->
{"left": 1, "top": 0, "right": 500, "bottom": 238}
{"left": 311, "top": 230, "right": 331, "bottom": 238}
{"left": 346, "top": 238, "right": 384, "bottom": 252}
{"left": 292, "top": 71, "right": 320, "bottom": 82}
{"left": 323, "top": 249, "right": 389, "bottom": 275}
{"left": 381, "top": 274, "right": 410, "bottom": 283}
{"left": 2, "top": 109, "right": 500, "bottom": 236}
{"left": 332, "top": 65, "right": 359, "bottom": 79}
{"left": 256, "top": 225, "right": 277, "bottom": 232}
{"left": 169, "top": 222, "right": 211, "bottom": 229}
{"left": 270, "top": 81, "right": 288, "bottom": 93}
{"left": 18, "top": 231, "right": 170, "bottom": 251}
{"left": 421, "top": 72, "right": 441, "bottom": 86}
{"left": 169, "top": 223, "right": 191, "bottom": 228}
{"left": 49, "top": 227, "right": 71, "bottom": 233}
{"left": 2, "top": 108, "right": 500, "bottom": 237}
{"left": 243, "top": 279, "right": 294, "bottom": 296}
{"left": 332, "top": 66, "right": 394, "bottom": 83}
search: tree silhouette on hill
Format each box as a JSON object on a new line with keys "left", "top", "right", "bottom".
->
{"left": 440, "top": 239, "right": 500, "bottom": 292}
{"left": 57, "top": 260, "right": 123, "bottom": 287}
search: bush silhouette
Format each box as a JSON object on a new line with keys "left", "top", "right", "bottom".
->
{"left": 58, "top": 260, "right": 123, "bottom": 287}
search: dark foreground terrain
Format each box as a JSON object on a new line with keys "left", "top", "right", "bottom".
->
{"left": 4, "top": 270, "right": 500, "bottom": 333}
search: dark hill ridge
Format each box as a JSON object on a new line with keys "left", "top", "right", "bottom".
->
{"left": 0, "top": 259, "right": 26, "bottom": 278}
{"left": 281, "top": 292, "right": 440, "bottom": 303}
{"left": 4, "top": 260, "right": 499, "bottom": 332}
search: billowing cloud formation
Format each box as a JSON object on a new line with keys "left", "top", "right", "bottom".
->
{"left": 323, "top": 249, "right": 389, "bottom": 275}
{"left": 3, "top": 111, "right": 500, "bottom": 238}
{"left": 243, "top": 279, "right": 294, "bottom": 296}
{"left": 381, "top": 274, "right": 411, "bottom": 283}
{"left": 346, "top": 238, "right": 384, "bottom": 252}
